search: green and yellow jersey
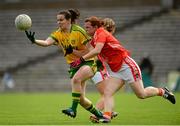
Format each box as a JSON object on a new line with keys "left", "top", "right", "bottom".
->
{"left": 50, "top": 24, "right": 92, "bottom": 64}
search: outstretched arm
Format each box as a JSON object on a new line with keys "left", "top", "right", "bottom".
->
{"left": 35, "top": 37, "right": 55, "bottom": 47}
{"left": 25, "top": 30, "right": 55, "bottom": 47}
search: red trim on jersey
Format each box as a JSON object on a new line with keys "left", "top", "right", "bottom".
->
{"left": 99, "top": 70, "right": 105, "bottom": 80}
{"left": 124, "top": 56, "right": 142, "bottom": 81}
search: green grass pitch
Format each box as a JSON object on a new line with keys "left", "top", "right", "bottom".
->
{"left": 0, "top": 92, "right": 179, "bottom": 125}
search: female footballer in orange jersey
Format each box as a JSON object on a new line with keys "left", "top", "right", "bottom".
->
{"left": 71, "top": 16, "right": 176, "bottom": 123}
{"left": 25, "top": 10, "right": 104, "bottom": 119}
{"left": 89, "top": 17, "right": 118, "bottom": 122}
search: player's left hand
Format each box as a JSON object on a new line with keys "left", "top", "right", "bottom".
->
{"left": 25, "top": 30, "right": 35, "bottom": 43}
{"left": 70, "top": 57, "right": 85, "bottom": 68}
{"left": 64, "top": 45, "right": 73, "bottom": 56}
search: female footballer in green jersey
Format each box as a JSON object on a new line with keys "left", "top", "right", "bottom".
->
{"left": 67, "top": 10, "right": 118, "bottom": 121}
{"left": 25, "top": 10, "right": 103, "bottom": 119}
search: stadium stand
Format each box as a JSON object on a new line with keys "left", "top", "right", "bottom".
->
{"left": 117, "top": 9, "right": 180, "bottom": 84}
{"left": 0, "top": 1, "right": 179, "bottom": 91}
{"left": 0, "top": 7, "right": 161, "bottom": 72}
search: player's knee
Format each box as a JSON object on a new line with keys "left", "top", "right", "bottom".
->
{"left": 136, "top": 93, "right": 146, "bottom": 99}
{"left": 72, "top": 77, "right": 81, "bottom": 84}
{"left": 103, "top": 90, "right": 113, "bottom": 97}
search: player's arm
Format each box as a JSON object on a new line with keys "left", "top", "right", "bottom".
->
{"left": 70, "top": 42, "right": 104, "bottom": 68}
{"left": 72, "top": 42, "right": 91, "bottom": 57}
{"left": 71, "top": 40, "right": 94, "bottom": 57}
{"left": 73, "top": 49, "right": 89, "bottom": 57}
{"left": 35, "top": 37, "right": 55, "bottom": 47}
{"left": 82, "top": 42, "right": 104, "bottom": 60}
{"left": 86, "top": 41, "right": 95, "bottom": 51}
{"left": 25, "top": 30, "right": 55, "bottom": 47}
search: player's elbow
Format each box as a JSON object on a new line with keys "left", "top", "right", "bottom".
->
{"left": 45, "top": 40, "right": 53, "bottom": 46}
{"left": 94, "top": 48, "right": 101, "bottom": 55}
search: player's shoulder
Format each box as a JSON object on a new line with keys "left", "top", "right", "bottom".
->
{"left": 72, "top": 24, "right": 82, "bottom": 29}
{"left": 71, "top": 24, "right": 86, "bottom": 33}
{"left": 97, "top": 27, "right": 106, "bottom": 33}
{"left": 49, "top": 28, "right": 60, "bottom": 41}
{"left": 96, "top": 27, "right": 110, "bottom": 36}
{"left": 51, "top": 28, "right": 61, "bottom": 34}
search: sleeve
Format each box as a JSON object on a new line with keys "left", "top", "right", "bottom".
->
{"left": 49, "top": 31, "right": 59, "bottom": 45}
{"left": 78, "top": 29, "right": 91, "bottom": 45}
{"left": 95, "top": 30, "right": 107, "bottom": 44}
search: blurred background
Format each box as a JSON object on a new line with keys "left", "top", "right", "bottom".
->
{"left": 0, "top": 0, "right": 180, "bottom": 92}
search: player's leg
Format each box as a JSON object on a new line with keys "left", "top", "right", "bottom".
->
{"left": 90, "top": 71, "right": 118, "bottom": 122}
{"left": 95, "top": 83, "right": 119, "bottom": 118}
{"left": 130, "top": 80, "right": 176, "bottom": 104}
{"left": 62, "top": 81, "right": 90, "bottom": 118}
{"left": 62, "top": 65, "right": 94, "bottom": 117}
{"left": 101, "top": 77, "right": 124, "bottom": 123}
{"left": 79, "top": 81, "right": 103, "bottom": 119}
{"left": 124, "top": 56, "right": 176, "bottom": 104}
{"left": 95, "top": 81, "right": 105, "bottom": 110}
{"left": 130, "top": 80, "right": 160, "bottom": 98}
{"left": 91, "top": 71, "right": 105, "bottom": 110}
{"left": 62, "top": 65, "right": 103, "bottom": 118}
{"left": 88, "top": 78, "right": 105, "bottom": 123}
{"left": 80, "top": 82, "right": 92, "bottom": 108}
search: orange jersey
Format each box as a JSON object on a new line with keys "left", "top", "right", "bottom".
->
{"left": 90, "top": 27, "right": 129, "bottom": 72}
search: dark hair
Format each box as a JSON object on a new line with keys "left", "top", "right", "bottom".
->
{"left": 85, "top": 16, "right": 103, "bottom": 28}
{"left": 58, "top": 10, "right": 71, "bottom": 20}
{"left": 68, "top": 9, "right": 80, "bottom": 23}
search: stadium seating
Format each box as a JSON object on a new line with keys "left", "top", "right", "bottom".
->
{"left": 0, "top": 7, "right": 161, "bottom": 70}
{"left": 116, "top": 9, "right": 180, "bottom": 83}
{"left": 0, "top": 6, "right": 179, "bottom": 91}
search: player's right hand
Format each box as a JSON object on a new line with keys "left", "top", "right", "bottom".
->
{"left": 70, "top": 57, "right": 85, "bottom": 68}
{"left": 25, "top": 30, "right": 35, "bottom": 43}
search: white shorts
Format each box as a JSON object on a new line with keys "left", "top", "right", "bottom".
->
{"left": 91, "top": 70, "right": 109, "bottom": 85}
{"left": 108, "top": 56, "right": 142, "bottom": 84}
